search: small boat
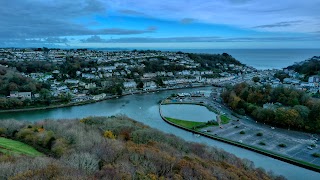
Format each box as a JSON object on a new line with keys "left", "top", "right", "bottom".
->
{"left": 195, "top": 134, "right": 200, "bottom": 137}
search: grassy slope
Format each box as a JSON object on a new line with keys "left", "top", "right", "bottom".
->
{"left": 0, "top": 137, "right": 43, "bottom": 157}
{"left": 165, "top": 117, "right": 206, "bottom": 129}
{"left": 220, "top": 115, "right": 230, "bottom": 124}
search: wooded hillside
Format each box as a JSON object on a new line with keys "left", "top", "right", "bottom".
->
{"left": 222, "top": 82, "right": 320, "bottom": 132}
{"left": 0, "top": 116, "right": 284, "bottom": 179}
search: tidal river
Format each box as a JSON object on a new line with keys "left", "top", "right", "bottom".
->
{"left": 0, "top": 87, "right": 319, "bottom": 179}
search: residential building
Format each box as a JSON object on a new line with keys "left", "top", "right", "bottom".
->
{"left": 10, "top": 91, "right": 32, "bottom": 99}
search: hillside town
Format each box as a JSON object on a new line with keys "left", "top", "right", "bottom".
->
{"left": 228, "top": 56, "right": 320, "bottom": 96}
{"left": 0, "top": 48, "right": 256, "bottom": 106}
{"left": 0, "top": 48, "right": 319, "bottom": 110}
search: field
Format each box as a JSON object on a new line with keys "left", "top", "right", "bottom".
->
{"left": 220, "top": 115, "right": 230, "bottom": 124}
{"left": 0, "top": 137, "right": 43, "bottom": 157}
{"left": 165, "top": 117, "right": 205, "bottom": 129}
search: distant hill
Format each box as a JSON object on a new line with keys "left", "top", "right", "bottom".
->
{"left": 188, "top": 52, "right": 243, "bottom": 70}
{"left": 0, "top": 116, "right": 282, "bottom": 179}
{"left": 287, "top": 56, "right": 320, "bottom": 77}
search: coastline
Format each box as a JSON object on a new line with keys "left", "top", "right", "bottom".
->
{"left": 159, "top": 100, "right": 320, "bottom": 173}
{"left": 0, "top": 84, "right": 210, "bottom": 113}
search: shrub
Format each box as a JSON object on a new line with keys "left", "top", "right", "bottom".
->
{"left": 312, "top": 153, "right": 320, "bottom": 158}
{"left": 0, "top": 128, "right": 6, "bottom": 136}
{"left": 278, "top": 143, "right": 287, "bottom": 148}
{"left": 16, "top": 128, "right": 34, "bottom": 140}
{"left": 239, "top": 131, "right": 245, "bottom": 134}
{"left": 62, "top": 152, "right": 99, "bottom": 173}
{"left": 234, "top": 126, "right": 239, "bottom": 128}
{"left": 258, "top": 141, "right": 266, "bottom": 146}
{"left": 51, "top": 138, "right": 69, "bottom": 157}
{"left": 103, "top": 130, "right": 116, "bottom": 139}
{"left": 256, "top": 132, "right": 263, "bottom": 136}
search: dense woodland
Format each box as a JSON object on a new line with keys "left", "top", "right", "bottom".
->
{"left": 188, "top": 53, "right": 243, "bottom": 71}
{"left": 0, "top": 66, "right": 55, "bottom": 109}
{"left": 0, "top": 66, "right": 49, "bottom": 95}
{"left": 0, "top": 116, "right": 284, "bottom": 179}
{"left": 221, "top": 83, "right": 320, "bottom": 132}
{"left": 287, "top": 56, "right": 320, "bottom": 80}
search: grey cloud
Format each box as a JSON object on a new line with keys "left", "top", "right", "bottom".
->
{"left": 313, "top": 31, "right": 320, "bottom": 37}
{"left": 147, "top": 26, "right": 158, "bottom": 31}
{"left": 81, "top": 35, "right": 108, "bottom": 43}
{"left": 44, "top": 37, "right": 69, "bottom": 43}
{"left": 98, "top": 28, "right": 156, "bottom": 35}
{"left": 104, "top": 36, "right": 221, "bottom": 43}
{"left": 119, "top": 9, "right": 147, "bottom": 16}
{"left": 6, "top": 37, "right": 69, "bottom": 44}
{"left": 180, "top": 18, "right": 196, "bottom": 24}
{"left": 88, "top": 35, "right": 318, "bottom": 43}
{"left": 228, "top": 0, "right": 252, "bottom": 4}
{"left": 254, "top": 20, "right": 303, "bottom": 28}
{"left": 0, "top": 0, "right": 154, "bottom": 40}
{"left": 0, "top": 37, "right": 70, "bottom": 48}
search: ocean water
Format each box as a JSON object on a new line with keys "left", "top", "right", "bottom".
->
{"left": 101, "top": 48, "right": 319, "bottom": 70}
{"left": 168, "top": 49, "right": 320, "bottom": 70}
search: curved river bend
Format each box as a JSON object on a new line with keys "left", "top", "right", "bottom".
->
{"left": 1, "top": 87, "right": 319, "bottom": 179}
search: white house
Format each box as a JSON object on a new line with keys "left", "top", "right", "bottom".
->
{"left": 10, "top": 91, "right": 32, "bottom": 99}
{"left": 85, "top": 83, "right": 96, "bottom": 89}
{"left": 92, "top": 93, "right": 106, "bottom": 101}
{"left": 283, "top": 78, "right": 300, "bottom": 84}
{"left": 82, "top": 73, "right": 96, "bottom": 79}
{"left": 98, "top": 66, "right": 116, "bottom": 72}
{"left": 143, "top": 81, "right": 157, "bottom": 91}
{"left": 143, "top": 73, "right": 157, "bottom": 78}
{"left": 123, "top": 81, "right": 137, "bottom": 90}
{"left": 64, "top": 79, "right": 79, "bottom": 84}
{"left": 309, "top": 76, "right": 320, "bottom": 83}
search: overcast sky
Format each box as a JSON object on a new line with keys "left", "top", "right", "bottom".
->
{"left": 1, "top": 0, "right": 319, "bottom": 49}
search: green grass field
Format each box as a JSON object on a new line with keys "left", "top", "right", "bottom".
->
{"left": 165, "top": 117, "right": 206, "bottom": 129}
{"left": 0, "top": 137, "right": 43, "bottom": 157}
{"left": 220, "top": 115, "right": 230, "bottom": 124}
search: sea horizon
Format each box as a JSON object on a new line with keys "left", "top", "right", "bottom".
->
{"left": 97, "top": 48, "right": 319, "bottom": 70}
{"left": 1, "top": 47, "right": 318, "bottom": 70}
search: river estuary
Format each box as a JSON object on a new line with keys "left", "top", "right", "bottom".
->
{"left": 0, "top": 87, "right": 319, "bottom": 179}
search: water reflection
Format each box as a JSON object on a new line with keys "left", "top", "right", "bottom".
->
{"left": 161, "top": 104, "right": 217, "bottom": 122}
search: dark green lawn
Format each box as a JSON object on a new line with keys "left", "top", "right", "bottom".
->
{"left": 220, "top": 115, "right": 230, "bottom": 124}
{"left": 165, "top": 117, "right": 206, "bottom": 129}
{"left": 0, "top": 137, "right": 43, "bottom": 157}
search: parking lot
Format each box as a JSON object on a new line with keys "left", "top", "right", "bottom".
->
{"left": 202, "top": 109, "right": 320, "bottom": 167}
{"left": 178, "top": 90, "right": 320, "bottom": 167}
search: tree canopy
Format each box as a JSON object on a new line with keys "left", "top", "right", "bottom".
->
{"left": 222, "top": 82, "right": 320, "bottom": 132}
